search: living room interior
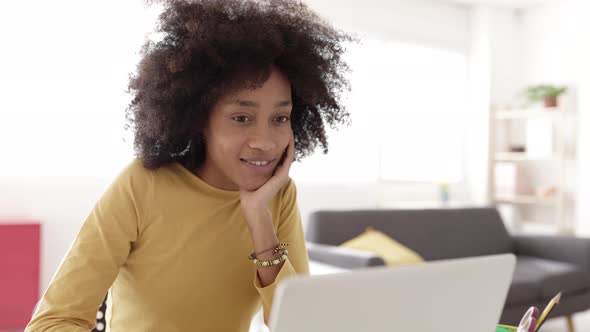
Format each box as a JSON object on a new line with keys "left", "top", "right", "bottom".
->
{"left": 1, "top": 0, "right": 589, "bottom": 331}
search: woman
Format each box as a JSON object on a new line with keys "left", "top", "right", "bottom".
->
{"left": 26, "top": 0, "right": 351, "bottom": 331}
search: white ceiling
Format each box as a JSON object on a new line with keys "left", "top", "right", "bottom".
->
{"left": 429, "top": 0, "right": 559, "bottom": 9}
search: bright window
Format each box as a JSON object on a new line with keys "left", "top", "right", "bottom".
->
{"left": 0, "top": 1, "right": 161, "bottom": 176}
{"left": 291, "top": 38, "right": 467, "bottom": 184}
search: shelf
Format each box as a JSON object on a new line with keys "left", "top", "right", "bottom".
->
{"left": 495, "top": 108, "right": 565, "bottom": 119}
{"left": 494, "top": 152, "right": 560, "bottom": 162}
{"left": 493, "top": 195, "right": 559, "bottom": 206}
{"left": 490, "top": 100, "right": 577, "bottom": 232}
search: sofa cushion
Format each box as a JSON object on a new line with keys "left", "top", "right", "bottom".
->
{"left": 505, "top": 276, "right": 540, "bottom": 305}
{"left": 506, "top": 256, "right": 590, "bottom": 305}
{"left": 339, "top": 227, "right": 424, "bottom": 266}
{"left": 306, "top": 208, "right": 513, "bottom": 260}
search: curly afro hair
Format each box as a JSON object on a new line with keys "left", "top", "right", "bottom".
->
{"left": 125, "top": 0, "right": 354, "bottom": 170}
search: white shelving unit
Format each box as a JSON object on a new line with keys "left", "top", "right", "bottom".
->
{"left": 488, "top": 105, "right": 577, "bottom": 234}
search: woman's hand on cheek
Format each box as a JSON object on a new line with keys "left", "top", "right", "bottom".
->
{"left": 239, "top": 135, "right": 295, "bottom": 229}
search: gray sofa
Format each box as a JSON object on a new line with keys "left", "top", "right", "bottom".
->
{"left": 305, "top": 207, "right": 590, "bottom": 328}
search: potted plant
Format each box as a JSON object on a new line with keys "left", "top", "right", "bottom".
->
{"left": 525, "top": 84, "right": 568, "bottom": 108}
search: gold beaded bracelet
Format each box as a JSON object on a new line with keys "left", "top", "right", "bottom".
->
{"left": 249, "top": 244, "right": 289, "bottom": 267}
{"left": 256, "top": 242, "right": 289, "bottom": 256}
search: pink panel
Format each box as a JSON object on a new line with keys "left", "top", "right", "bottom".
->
{"left": 0, "top": 221, "right": 41, "bottom": 330}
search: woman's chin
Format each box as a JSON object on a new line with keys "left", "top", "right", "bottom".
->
{"left": 237, "top": 176, "right": 271, "bottom": 192}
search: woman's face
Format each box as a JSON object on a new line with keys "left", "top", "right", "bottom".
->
{"left": 198, "top": 67, "right": 293, "bottom": 191}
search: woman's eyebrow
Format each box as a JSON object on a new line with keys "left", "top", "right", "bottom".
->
{"left": 234, "top": 99, "right": 292, "bottom": 108}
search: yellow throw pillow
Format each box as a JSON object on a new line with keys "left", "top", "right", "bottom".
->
{"left": 339, "top": 227, "right": 424, "bottom": 266}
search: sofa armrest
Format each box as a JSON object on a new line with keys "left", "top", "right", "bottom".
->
{"left": 513, "top": 235, "right": 590, "bottom": 270}
{"left": 306, "top": 242, "right": 385, "bottom": 269}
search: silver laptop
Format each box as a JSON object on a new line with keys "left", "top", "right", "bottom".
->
{"left": 269, "top": 254, "right": 516, "bottom": 332}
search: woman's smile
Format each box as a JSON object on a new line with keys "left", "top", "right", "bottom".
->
{"left": 240, "top": 157, "right": 278, "bottom": 175}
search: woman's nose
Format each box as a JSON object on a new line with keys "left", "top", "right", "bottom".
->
{"left": 247, "top": 126, "right": 277, "bottom": 152}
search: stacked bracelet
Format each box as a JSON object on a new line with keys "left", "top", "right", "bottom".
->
{"left": 256, "top": 242, "right": 288, "bottom": 256}
{"left": 249, "top": 243, "right": 289, "bottom": 267}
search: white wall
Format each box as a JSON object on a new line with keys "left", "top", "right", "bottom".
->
{"left": 1, "top": 176, "right": 112, "bottom": 291}
{"left": 306, "top": 0, "right": 469, "bottom": 52}
{"left": 464, "top": 5, "right": 525, "bottom": 211}
{"left": 517, "top": 0, "right": 590, "bottom": 234}
{"left": 454, "top": 4, "right": 525, "bottom": 208}
{"left": 465, "top": 6, "right": 492, "bottom": 206}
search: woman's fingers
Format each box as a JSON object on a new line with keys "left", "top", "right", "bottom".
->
{"left": 275, "top": 135, "right": 295, "bottom": 180}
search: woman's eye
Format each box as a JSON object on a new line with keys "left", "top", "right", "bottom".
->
{"left": 232, "top": 115, "right": 251, "bottom": 123}
{"left": 275, "top": 116, "right": 290, "bottom": 123}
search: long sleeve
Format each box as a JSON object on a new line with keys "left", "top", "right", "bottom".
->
{"left": 253, "top": 179, "right": 310, "bottom": 325}
{"left": 26, "top": 162, "right": 148, "bottom": 332}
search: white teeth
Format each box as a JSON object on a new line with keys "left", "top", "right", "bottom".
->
{"left": 245, "top": 160, "right": 270, "bottom": 166}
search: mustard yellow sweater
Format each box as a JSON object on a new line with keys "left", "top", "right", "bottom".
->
{"left": 26, "top": 159, "right": 309, "bottom": 332}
